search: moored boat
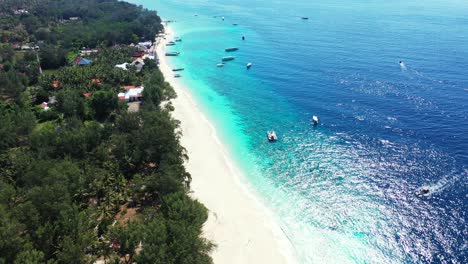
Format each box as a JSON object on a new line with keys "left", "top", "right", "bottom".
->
{"left": 166, "top": 41, "right": 176, "bottom": 46}
{"left": 172, "top": 68, "right": 185, "bottom": 72}
{"left": 222, "top": 56, "right": 235, "bottom": 62}
{"left": 165, "top": 52, "right": 180, "bottom": 56}
{"left": 225, "top": 47, "right": 239, "bottom": 52}
{"left": 174, "top": 74, "right": 181, "bottom": 78}
{"left": 246, "top": 63, "right": 252, "bottom": 69}
{"left": 301, "top": 17, "right": 309, "bottom": 20}
{"left": 267, "top": 131, "right": 278, "bottom": 142}
{"left": 217, "top": 63, "right": 225, "bottom": 67}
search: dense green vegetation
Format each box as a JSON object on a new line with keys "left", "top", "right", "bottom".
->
{"left": 0, "top": 0, "right": 213, "bottom": 263}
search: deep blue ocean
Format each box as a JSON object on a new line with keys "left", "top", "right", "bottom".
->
{"left": 130, "top": 0, "right": 467, "bottom": 262}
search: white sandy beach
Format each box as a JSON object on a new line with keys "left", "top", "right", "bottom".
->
{"left": 155, "top": 25, "right": 294, "bottom": 264}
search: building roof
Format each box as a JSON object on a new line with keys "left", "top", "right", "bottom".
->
{"left": 83, "top": 93, "right": 92, "bottom": 98}
{"left": 115, "top": 63, "right": 129, "bottom": 70}
{"left": 73, "top": 56, "right": 82, "bottom": 64}
{"left": 77, "top": 58, "right": 93, "bottom": 65}
{"left": 40, "top": 102, "right": 49, "bottom": 110}
{"left": 122, "top": 85, "right": 136, "bottom": 90}
{"left": 132, "top": 50, "right": 145, "bottom": 58}
{"left": 119, "top": 87, "right": 144, "bottom": 100}
{"left": 74, "top": 57, "right": 93, "bottom": 65}
{"left": 132, "top": 58, "right": 145, "bottom": 66}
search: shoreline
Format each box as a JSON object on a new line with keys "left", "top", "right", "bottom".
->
{"left": 156, "top": 24, "right": 296, "bottom": 264}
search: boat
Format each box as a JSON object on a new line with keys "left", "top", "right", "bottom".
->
{"left": 417, "top": 187, "right": 430, "bottom": 196}
{"left": 267, "top": 131, "right": 278, "bottom": 142}
{"left": 172, "top": 68, "right": 185, "bottom": 72}
{"left": 166, "top": 41, "right": 176, "bottom": 46}
{"left": 242, "top": 35, "right": 245, "bottom": 41}
{"left": 174, "top": 74, "right": 181, "bottom": 78}
{"left": 312, "top": 115, "right": 319, "bottom": 125}
{"left": 225, "top": 47, "right": 239, "bottom": 52}
{"left": 246, "top": 63, "right": 252, "bottom": 69}
{"left": 301, "top": 17, "right": 309, "bottom": 20}
{"left": 222, "top": 56, "right": 235, "bottom": 62}
{"left": 175, "top": 38, "right": 182, "bottom": 42}
{"left": 222, "top": 16, "right": 225, "bottom": 20}
{"left": 165, "top": 52, "right": 180, "bottom": 56}
{"left": 232, "top": 23, "right": 238, "bottom": 26}
{"left": 217, "top": 63, "right": 225, "bottom": 67}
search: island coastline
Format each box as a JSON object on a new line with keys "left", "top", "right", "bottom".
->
{"left": 156, "top": 24, "right": 296, "bottom": 264}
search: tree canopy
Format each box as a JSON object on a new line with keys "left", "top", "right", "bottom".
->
{"left": 0, "top": 0, "right": 213, "bottom": 263}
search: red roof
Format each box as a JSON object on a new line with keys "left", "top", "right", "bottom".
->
{"left": 111, "top": 243, "right": 121, "bottom": 249}
{"left": 122, "top": 85, "right": 136, "bottom": 90}
{"left": 52, "top": 80, "right": 60, "bottom": 89}
{"left": 83, "top": 93, "right": 92, "bottom": 98}
{"left": 73, "top": 56, "right": 82, "bottom": 64}
{"left": 132, "top": 51, "right": 145, "bottom": 58}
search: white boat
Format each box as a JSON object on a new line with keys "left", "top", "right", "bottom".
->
{"left": 246, "top": 63, "right": 252, "bottom": 69}
{"left": 267, "top": 131, "right": 278, "bottom": 142}
{"left": 217, "top": 63, "right": 225, "bottom": 67}
{"left": 312, "top": 115, "right": 319, "bottom": 124}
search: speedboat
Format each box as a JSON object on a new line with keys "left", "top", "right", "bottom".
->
{"left": 267, "top": 131, "right": 278, "bottom": 142}
{"left": 225, "top": 47, "right": 239, "bottom": 52}
{"left": 217, "top": 63, "right": 225, "bottom": 67}
{"left": 166, "top": 41, "right": 176, "bottom": 46}
{"left": 172, "top": 68, "right": 185, "bottom": 72}
{"left": 417, "top": 187, "right": 430, "bottom": 196}
{"left": 232, "top": 23, "right": 238, "bottom": 26}
{"left": 312, "top": 115, "right": 319, "bottom": 125}
{"left": 222, "top": 56, "right": 235, "bottom": 62}
{"left": 246, "top": 63, "right": 252, "bottom": 69}
{"left": 174, "top": 74, "right": 181, "bottom": 78}
{"left": 301, "top": 17, "right": 309, "bottom": 20}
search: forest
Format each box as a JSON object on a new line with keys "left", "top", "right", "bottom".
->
{"left": 0, "top": 0, "right": 213, "bottom": 263}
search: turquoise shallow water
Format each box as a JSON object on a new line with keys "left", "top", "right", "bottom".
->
{"left": 130, "top": 0, "right": 467, "bottom": 262}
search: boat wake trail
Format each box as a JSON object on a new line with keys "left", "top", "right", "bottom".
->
{"left": 422, "top": 169, "right": 466, "bottom": 195}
